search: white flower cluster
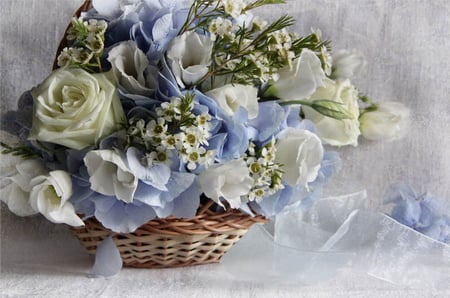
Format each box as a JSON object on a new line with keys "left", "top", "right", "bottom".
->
{"left": 128, "top": 96, "right": 215, "bottom": 170}
{"left": 208, "top": 17, "right": 237, "bottom": 41}
{"left": 219, "top": 0, "right": 247, "bottom": 18}
{"left": 57, "top": 17, "right": 107, "bottom": 68}
{"left": 268, "top": 28, "right": 295, "bottom": 65}
{"left": 244, "top": 140, "right": 284, "bottom": 202}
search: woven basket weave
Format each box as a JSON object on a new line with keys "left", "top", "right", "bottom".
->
{"left": 71, "top": 200, "right": 266, "bottom": 268}
{"left": 64, "top": 0, "right": 267, "bottom": 268}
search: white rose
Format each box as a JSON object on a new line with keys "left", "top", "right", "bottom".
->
{"left": 84, "top": 150, "right": 138, "bottom": 203}
{"left": 265, "top": 49, "right": 326, "bottom": 100}
{"left": 29, "top": 68, "right": 125, "bottom": 150}
{"left": 360, "top": 101, "right": 410, "bottom": 141}
{"left": 166, "top": 31, "right": 214, "bottom": 87}
{"left": 1, "top": 159, "right": 47, "bottom": 216}
{"left": 303, "top": 79, "right": 361, "bottom": 146}
{"left": 275, "top": 128, "right": 324, "bottom": 187}
{"left": 199, "top": 159, "right": 253, "bottom": 208}
{"left": 29, "top": 170, "right": 84, "bottom": 227}
{"left": 331, "top": 49, "right": 366, "bottom": 80}
{"left": 205, "top": 84, "right": 259, "bottom": 119}
{"left": 107, "top": 41, "right": 158, "bottom": 97}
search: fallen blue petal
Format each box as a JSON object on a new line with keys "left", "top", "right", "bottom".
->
{"left": 88, "top": 236, "right": 122, "bottom": 278}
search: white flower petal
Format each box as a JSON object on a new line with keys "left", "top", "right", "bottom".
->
{"left": 275, "top": 128, "right": 324, "bottom": 187}
{"left": 84, "top": 150, "right": 138, "bottom": 203}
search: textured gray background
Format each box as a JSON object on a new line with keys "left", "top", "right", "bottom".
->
{"left": 1, "top": 0, "right": 449, "bottom": 297}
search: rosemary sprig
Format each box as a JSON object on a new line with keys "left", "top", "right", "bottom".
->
{"left": 0, "top": 142, "right": 37, "bottom": 159}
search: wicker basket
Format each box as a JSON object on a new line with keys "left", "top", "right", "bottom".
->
{"left": 64, "top": 0, "right": 267, "bottom": 268}
{"left": 71, "top": 200, "right": 266, "bottom": 268}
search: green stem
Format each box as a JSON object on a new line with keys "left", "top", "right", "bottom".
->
{"left": 277, "top": 100, "right": 312, "bottom": 106}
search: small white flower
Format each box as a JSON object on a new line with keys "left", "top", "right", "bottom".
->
{"left": 146, "top": 118, "right": 168, "bottom": 137}
{"left": 221, "top": 0, "right": 246, "bottom": 18}
{"left": 209, "top": 17, "right": 235, "bottom": 41}
{"left": 161, "top": 134, "right": 182, "bottom": 150}
{"left": 360, "top": 101, "right": 410, "bottom": 141}
{"left": 71, "top": 47, "right": 94, "bottom": 64}
{"left": 196, "top": 113, "right": 212, "bottom": 130}
{"left": 87, "top": 19, "right": 107, "bottom": 35}
{"left": 57, "top": 48, "right": 73, "bottom": 68}
{"left": 252, "top": 16, "right": 268, "bottom": 30}
{"left": 86, "top": 34, "right": 105, "bottom": 54}
{"left": 185, "top": 147, "right": 207, "bottom": 170}
{"left": 29, "top": 170, "right": 84, "bottom": 227}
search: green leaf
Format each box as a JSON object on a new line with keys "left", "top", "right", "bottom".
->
{"left": 310, "top": 100, "right": 354, "bottom": 120}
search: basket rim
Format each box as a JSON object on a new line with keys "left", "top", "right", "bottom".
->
{"left": 74, "top": 199, "right": 267, "bottom": 236}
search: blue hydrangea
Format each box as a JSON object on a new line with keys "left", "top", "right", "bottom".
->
{"left": 385, "top": 183, "right": 450, "bottom": 244}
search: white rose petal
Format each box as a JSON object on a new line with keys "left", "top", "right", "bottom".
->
{"left": 303, "top": 79, "right": 361, "bottom": 147}
{"left": 166, "top": 31, "right": 214, "bottom": 87}
{"left": 29, "top": 68, "right": 125, "bottom": 150}
{"left": 275, "top": 128, "right": 324, "bottom": 187}
{"left": 360, "top": 101, "right": 411, "bottom": 141}
{"left": 199, "top": 159, "right": 253, "bottom": 208}
{"left": 84, "top": 150, "right": 138, "bottom": 203}
{"left": 266, "top": 49, "right": 326, "bottom": 100}
{"left": 29, "top": 170, "right": 84, "bottom": 227}
{"left": 206, "top": 84, "right": 259, "bottom": 119}
{"left": 108, "top": 41, "right": 158, "bottom": 96}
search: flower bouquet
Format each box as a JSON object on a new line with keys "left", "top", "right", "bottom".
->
{"left": 1, "top": 0, "right": 410, "bottom": 271}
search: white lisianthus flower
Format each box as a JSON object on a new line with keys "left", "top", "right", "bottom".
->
{"left": 303, "top": 79, "right": 361, "bottom": 147}
{"left": 265, "top": 49, "right": 326, "bottom": 100}
{"left": 199, "top": 159, "right": 253, "bottom": 208}
{"left": 1, "top": 159, "right": 47, "bottom": 217}
{"left": 360, "top": 101, "right": 411, "bottom": 141}
{"left": 275, "top": 128, "right": 324, "bottom": 187}
{"left": 107, "top": 40, "right": 158, "bottom": 96}
{"left": 205, "top": 84, "right": 259, "bottom": 119}
{"left": 29, "top": 68, "right": 125, "bottom": 150}
{"left": 29, "top": 171, "right": 84, "bottom": 227}
{"left": 84, "top": 150, "right": 138, "bottom": 203}
{"left": 331, "top": 49, "right": 366, "bottom": 80}
{"left": 166, "top": 31, "right": 214, "bottom": 87}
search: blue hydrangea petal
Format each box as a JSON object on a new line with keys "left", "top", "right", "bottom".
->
{"left": 88, "top": 236, "right": 122, "bottom": 278}
{"left": 126, "top": 148, "right": 171, "bottom": 190}
{"left": 94, "top": 196, "right": 157, "bottom": 233}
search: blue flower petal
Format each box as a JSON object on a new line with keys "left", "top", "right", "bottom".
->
{"left": 94, "top": 196, "right": 157, "bottom": 233}
{"left": 88, "top": 236, "right": 122, "bottom": 278}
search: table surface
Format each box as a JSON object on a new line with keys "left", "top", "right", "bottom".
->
{"left": 1, "top": 1, "right": 450, "bottom": 297}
